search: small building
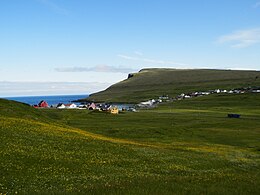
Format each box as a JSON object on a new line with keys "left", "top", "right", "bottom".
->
{"left": 88, "top": 103, "right": 96, "bottom": 110}
{"left": 57, "top": 103, "right": 66, "bottom": 109}
{"left": 215, "top": 89, "right": 221, "bottom": 93}
{"left": 64, "top": 103, "right": 77, "bottom": 109}
{"left": 38, "top": 100, "right": 49, "bottom": 108}
{"left": 159, "top": 95, "right": 169, "bottom": 100}
{"left": 110, "top": 107, "right": 119, "bottom": 114}
{"left": 138, "top": 99, "right": 155, "bottom": 107}
{"left": 78, "top": 104, "right": 87, "bottom": 109}
{"left": 98, "top": 104, "right": 111, "bottom": 111}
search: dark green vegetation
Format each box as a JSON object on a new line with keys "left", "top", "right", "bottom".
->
{"left": 84, "top": 68, "right": 260, "bottom": 103}
{"left": 1, "top": 93, "right": 260, "bottom": 194}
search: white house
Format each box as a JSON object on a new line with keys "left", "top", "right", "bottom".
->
{"left": 215, "top": 89, "right": 221, "bottom": 93}
{"left": 64, "top": 103, "right": 77, "bottom": 109}
{"left": 138, "top": 99, "right": 156, "bottom": 107}
{"left": 57, "top": 103, "right": 66, "bottom": 109}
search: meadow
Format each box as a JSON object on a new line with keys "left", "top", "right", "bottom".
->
{"left": 0, "top": 93, "right": 260, "bottom": 194}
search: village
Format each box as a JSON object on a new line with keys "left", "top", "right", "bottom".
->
{"left": 33, "top": 101, "right": 128, "bottom": 114}
{"left": 138, "top": 86, "right": 260, "bottom": 108}
{"left": 33, "top": 86, "right": 260, "bottom": 114}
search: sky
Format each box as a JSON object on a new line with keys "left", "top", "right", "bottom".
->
{"left": 0, "top": 0, "right": 260, "bottom": 96}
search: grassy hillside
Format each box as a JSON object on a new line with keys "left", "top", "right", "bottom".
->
{"left": 42, "top": 93, "right": 260, "bottom": 148}
{"left": 84, "top": 68, "right": 260, "bottom": 103}
{"left": 0, "top": 98, "right": 52, "bottom": 123}
{"left": 1, "top": 95, "right": 260, "bottom": 194}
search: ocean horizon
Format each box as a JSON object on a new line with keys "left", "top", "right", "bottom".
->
{"left": 4, "top": 94, "right": 89, "bottom": 106}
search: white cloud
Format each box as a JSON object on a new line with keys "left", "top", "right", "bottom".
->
{"left": 55, "top": 65, "right": 136, "bottom": 73}
{"left": 217, "top": 28, "right": 260, "bottom": 48}
{"left": 253, "top": 2, "right": 260, "bottom": 8}
{"left": 118, "top": 54, "right": 138, "bottom": 61}
{"left": 118, "top": 54, "right": 188, "bottom": 66}
{"left": 134, "top": 51, "right": 143, "bottom": 56}
{"left": 37, "top": 0, "right": 68, "bottom": 15}
{"left": 0, "top": 81, "right": 110, "bottom": 97}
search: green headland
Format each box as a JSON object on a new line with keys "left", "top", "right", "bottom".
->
{"left": 83, "top": 68, "right": 260, "bottom": 103}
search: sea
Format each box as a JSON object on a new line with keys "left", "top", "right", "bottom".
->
{"left": 4, "top": 94, "right": 88, "bottom": 106}
{"left": 4, "top": 94, "right": 134, "bottom": 110}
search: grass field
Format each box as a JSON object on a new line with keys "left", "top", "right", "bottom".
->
{"left": 83, "top": 69, "right": 260, "bottom": 103}
{"left": 0, "top": 93, "right": 260, "bottom": 194}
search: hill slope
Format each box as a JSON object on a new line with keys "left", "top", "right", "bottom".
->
{"left": 84, "top": 68, "right": 260, "bottom": 103}
{"left": 0, "top": 98, "right": 53, "bottom": 123}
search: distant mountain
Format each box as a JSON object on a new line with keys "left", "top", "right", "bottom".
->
{"left": 83, "top": 68, "right": 260, "bottom": 103}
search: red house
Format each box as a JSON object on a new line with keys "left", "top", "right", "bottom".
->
{"left": 38, "top": 100, "right": 49, "bottom": 108}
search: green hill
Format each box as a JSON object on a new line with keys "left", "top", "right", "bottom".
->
{"left": 0, "top": 98, "right": 52, "bottom": 122}
{"left": 84, "top": 68, "right": 260, "bottom": 103}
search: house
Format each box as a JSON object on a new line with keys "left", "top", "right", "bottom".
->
{"left": 88, "top": 103, "right": 96, "bottom": 110}
{"left": 64, "top": 103, "right": 77, "bottom": 109}
{"left": 138, "top": 99, "right": 156, "bottom": 107}
{"left": 159, "top": 95, "right": 169, "bottom": 100}
{"left": 38, "top": 100, "right": 49, "bottom": 108}
{"left": 96, "top": 103, "right": 111, "bottom": 111}
{"left": 57, "top": 103, "right": 66, "bottom": 109}
{"left": 215, "top": 89, "right": 221, "bottom": 93}
{"left": 233, "top": 90, "right": 241, "bottom": 93}
{"left": 110, "top": 107, "right": 119, "bottom": 114}
{"left": 184, "top": 95, "right": 191, "bottom": 98}
{"left": 78, "top": 104, "right": 87, "bottom": 109}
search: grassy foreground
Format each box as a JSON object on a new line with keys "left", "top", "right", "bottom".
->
{"left": 0, "top": 94, "right": 260, "bottom": 194}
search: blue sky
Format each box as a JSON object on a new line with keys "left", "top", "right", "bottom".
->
{"left": 0, "top": 0, "right": 260, "bottom": 96}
